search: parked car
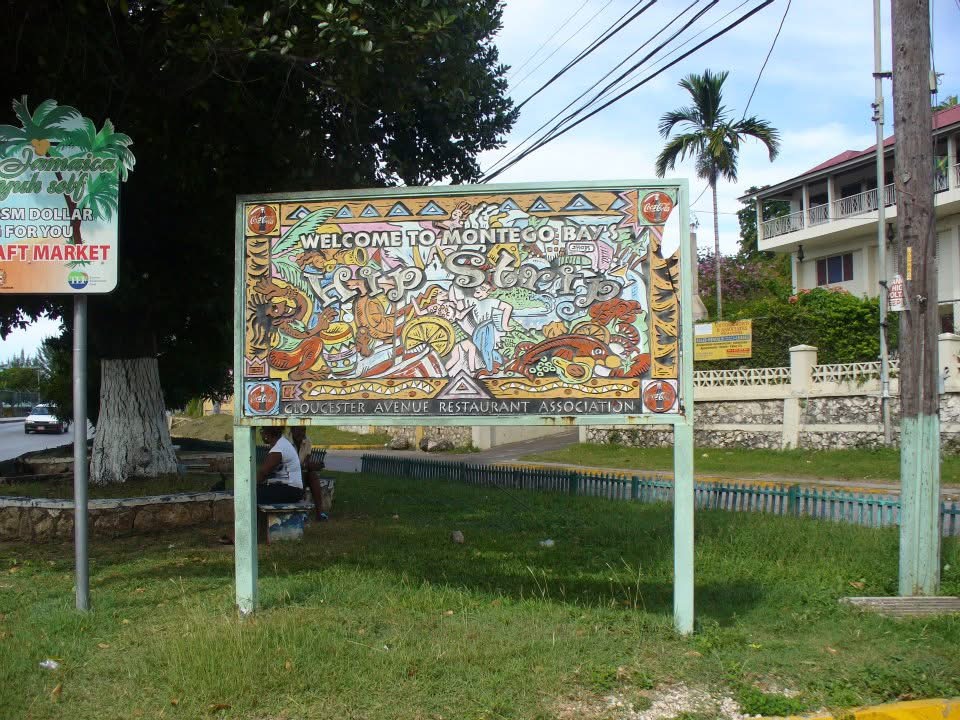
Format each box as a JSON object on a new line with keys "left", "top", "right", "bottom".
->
{"left": 24, "top": 404, "right": 69, "bottom": 434}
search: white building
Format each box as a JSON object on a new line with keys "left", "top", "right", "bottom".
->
{"left": 742, "top": 104, "right": 960, "bottom": 330}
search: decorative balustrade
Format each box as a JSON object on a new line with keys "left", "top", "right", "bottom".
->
{"left": 806, "top": 203, "right": 830, "bottom": 226}
{"left": 694, "top": 359, "right": 901, "bottom": 390}
{"left": 810, "top": 359, "right": 899, "bottom": 385}
{"left": 954, "top": 162, "right": 960, "bottom": 188}
{"left": 935, "top": 172, "right": 949, "bottom": 193}
{"left": 693, "top": 366, "right": 791, "bottom": 388}
{"left": 760, "top": 210, "right": 805, "bottom": 239}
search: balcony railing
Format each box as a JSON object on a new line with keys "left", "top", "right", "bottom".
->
{"left": 761, "top": 210, "right": 805, "bottom": 239}
{"left": 760, "top": 164, "right": 960, "bottom": 240}
{"left": 807, "top": 203, "right": 830, "bottom": 226}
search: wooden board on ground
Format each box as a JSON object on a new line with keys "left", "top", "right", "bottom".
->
{"left": 841, "top": 596, "right": 960, "bottom": 617}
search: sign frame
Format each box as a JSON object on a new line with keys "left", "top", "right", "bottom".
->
{"left": 231, "top": 179, "right": 696, "bottom": 634}
{"left": 233, "top": 180, "right": 694, "bottom": 429}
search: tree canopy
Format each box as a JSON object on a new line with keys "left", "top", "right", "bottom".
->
{"left": 0, "top": 0, "right": 516, "bottom": 416}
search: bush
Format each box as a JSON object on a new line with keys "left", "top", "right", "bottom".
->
{"left": 695, "top": 287, "right": 898, "bottom": 370}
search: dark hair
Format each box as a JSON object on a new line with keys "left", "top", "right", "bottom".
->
{"left": 261, "top": 426, "right": 283, "bottom": 441}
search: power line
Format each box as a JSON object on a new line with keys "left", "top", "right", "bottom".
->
{"left": 483, "top": 0, "right": 709, "bottom": 180}
{"left": 592, "top": 0, "right": 752, "bottom": 107}
{"left": 506, "top": 0, "right": 592, "bottom": 81}
{"left": 515, "top": 0, "right": 657, "bottom": 111}
{"left": 484, "top": 1, "right": 776, "bottom": 183}
{"left": 742, "top": 0, "right": 790, "bottom": 117}
{"left": 510, "top": 0, "right": 607, "bottom": 91}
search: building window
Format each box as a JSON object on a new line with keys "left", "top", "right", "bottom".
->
{"left": 816, "top": 253, "right": 854, "bottom": 285}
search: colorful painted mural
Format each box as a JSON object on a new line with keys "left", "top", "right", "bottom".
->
{"left": 240, "top": 185, "right": 684, "bottom": 420}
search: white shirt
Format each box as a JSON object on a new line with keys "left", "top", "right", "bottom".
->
{"left": 267, "top": 436, "right": 303, "bottom": 489}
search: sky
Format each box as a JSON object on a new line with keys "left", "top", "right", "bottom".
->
{"left": 3, "top": 0, "right": 959, "bottom": 362}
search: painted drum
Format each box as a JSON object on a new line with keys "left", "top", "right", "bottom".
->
{"left": 320, "top": 322, "right": 358, "bottom": 376}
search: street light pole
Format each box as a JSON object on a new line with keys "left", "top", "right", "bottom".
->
{"left": 873, "top": 0, "right": 892, "bottom": 447}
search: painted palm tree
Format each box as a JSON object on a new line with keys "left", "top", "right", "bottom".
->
{"left": 654, "top": 70, "right": 780, "bottom": 320}
{"left": 0, "top": 97, "right": 134, "bottom": 248}
{"left": 0, "top": 96, "right": 77, "bottom": 157}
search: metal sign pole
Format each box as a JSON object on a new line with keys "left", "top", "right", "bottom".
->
{"left": 673, "top": 180, "right": 695, "bottom": 635}
{"left": 73, "top": 295, "right": 90, "bottom": 611}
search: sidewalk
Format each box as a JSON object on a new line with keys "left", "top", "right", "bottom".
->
{"left": 0, "top": 417, "right": 24, "bottom": 424}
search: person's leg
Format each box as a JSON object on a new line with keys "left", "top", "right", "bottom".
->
{"left": 305, "top": 470, "right": 324, "bottom": 520}
{"left": 257, "top": 483, "right": 304, "bottom": 504}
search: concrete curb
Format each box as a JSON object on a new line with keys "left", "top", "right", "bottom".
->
{"left": 0, "top": 417, "right": 24, "bottom": 424}
{"left": 788, "top": 697, "right": 960, "bottom": 719}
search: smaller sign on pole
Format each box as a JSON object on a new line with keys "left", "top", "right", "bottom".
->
{"left": 888, "top": 274, "right": 905, "bottom": 312}
{"left": 0, "top": 97, "right": 134, "bottom": 612}
{"left": 694, "top": 320, "right": 752, "bottom": 361}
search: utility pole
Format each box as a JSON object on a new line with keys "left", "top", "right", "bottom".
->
{"left": 892, "top": 0, "right": 941, "bottom": 595}
{"left": 873, "top": 0, "right": 892, "bottom": 446}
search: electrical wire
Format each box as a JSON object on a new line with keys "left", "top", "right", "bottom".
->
{"left": 506, "top": 0, "right": 592, "bottom": 81}
{"left": 515, "top": 0, "right": 656, "bottom": 111}
{"left": 483, "top": 1, "right": 776, "bottom": 183}
{"left": 510, "top": 0, "right": 619, "bottom": 94}
{"left": 483, "top": 0, "right": 709, "bottom": 180}
{"left": 742, "top": 0, "right": 790, "bottom": 117}
{"left": 484, "top": 0, "right": 758, "bottom": 181}
{"left": 591, "top": 0, "right": 752, "bottom": 107}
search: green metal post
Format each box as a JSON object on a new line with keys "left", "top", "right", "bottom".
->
{"left": 234, "top": 425, "right": 258, "bottom": 614}
{"left": 673, "top": 179, "right": 695, "bottom": 636}
{"left": 899, "top": 415, "right": 942, "bottom": 594}
{"left": 673, "top": 423, "right": 695, "bottom": 635}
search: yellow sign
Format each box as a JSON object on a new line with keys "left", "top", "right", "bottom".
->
{"left": 694, "top": 320, "right": 752, "bottom": 361}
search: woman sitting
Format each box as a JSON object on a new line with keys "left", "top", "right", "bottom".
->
{"left": 256, "top": 426, "right": 304, "bottom": 503}
{"left": 290, "top": 426, "right": 327, "bottom": 520}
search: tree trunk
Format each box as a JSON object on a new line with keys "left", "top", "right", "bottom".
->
{"left": 711, "top": 181, "right": 722, "bottom": 319}
{"left": 54, "top": 171, "right": 84, "bottom": 244}
{"left": 90, "top": 358, "right": 178, "bottom": 484}
{"left": 892, "top": 0, "right": 940, "bottom": 595}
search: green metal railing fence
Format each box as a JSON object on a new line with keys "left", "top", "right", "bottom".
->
{"left": 0, "top": 390, "right": 40, "bottom": 417}
{"left": 360, "top": 454, "right": 960, "bottom": 537}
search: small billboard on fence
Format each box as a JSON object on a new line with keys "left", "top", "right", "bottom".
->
{"left": 694, "top": 320, "right": 752, "bottom": 361}
{"left": 236, "top": 182, "right": 688, "bottom": 424}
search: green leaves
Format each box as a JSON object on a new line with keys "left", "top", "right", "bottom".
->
{"left": 77, "top": 172, "right": 120, "bottom": 221}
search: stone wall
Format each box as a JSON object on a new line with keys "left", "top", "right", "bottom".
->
{"left": 0, "top": 492, "right": 233, "bottom": 543}
{"left": 587, "top": 392, "right": 960, "bottom": 451}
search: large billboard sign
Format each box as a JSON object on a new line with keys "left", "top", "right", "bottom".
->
{"left": 237, "top": 182, "right": 687, "bottom": 424}
{"left": 0, "top": 97, "right": 133, "bottom": 294}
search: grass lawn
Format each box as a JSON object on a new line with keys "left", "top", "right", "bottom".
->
{"left": 525, "top": 444, "right": 960, "bottom": 486}
{"left": 2, "top": 472, "right": 959, "bottom": 720}
{"left": 172, "top": 414, "right": 391, "bottom": 447}
{"left": 1, "top": 473, "right": 227, "bottom": 500}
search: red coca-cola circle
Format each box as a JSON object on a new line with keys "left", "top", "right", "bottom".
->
{"left": 247, "top": 383, "right": 279, "bottom": 414}
{"left": 247, "top": 205, "right": 278, "bottom": 235}
{"left": 640, "top": 191, "right": 674, "bottom": 224}
{"left": 643, "top": 380, "right": 677, "bottom": 413}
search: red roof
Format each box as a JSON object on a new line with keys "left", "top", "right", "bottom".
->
{"left": 804, "top": 104, "right": 960, "bottom": 174}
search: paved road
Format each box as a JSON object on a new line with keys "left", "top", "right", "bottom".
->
{"left": 323, "top": 429, "right": 580, "bottom": 474}
{"left": 0, "top": 419, "right": 94, "bottom": 463}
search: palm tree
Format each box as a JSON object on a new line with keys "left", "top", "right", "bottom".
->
{"left": 655, "top": 70, "right": 780, "bottom": 320}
